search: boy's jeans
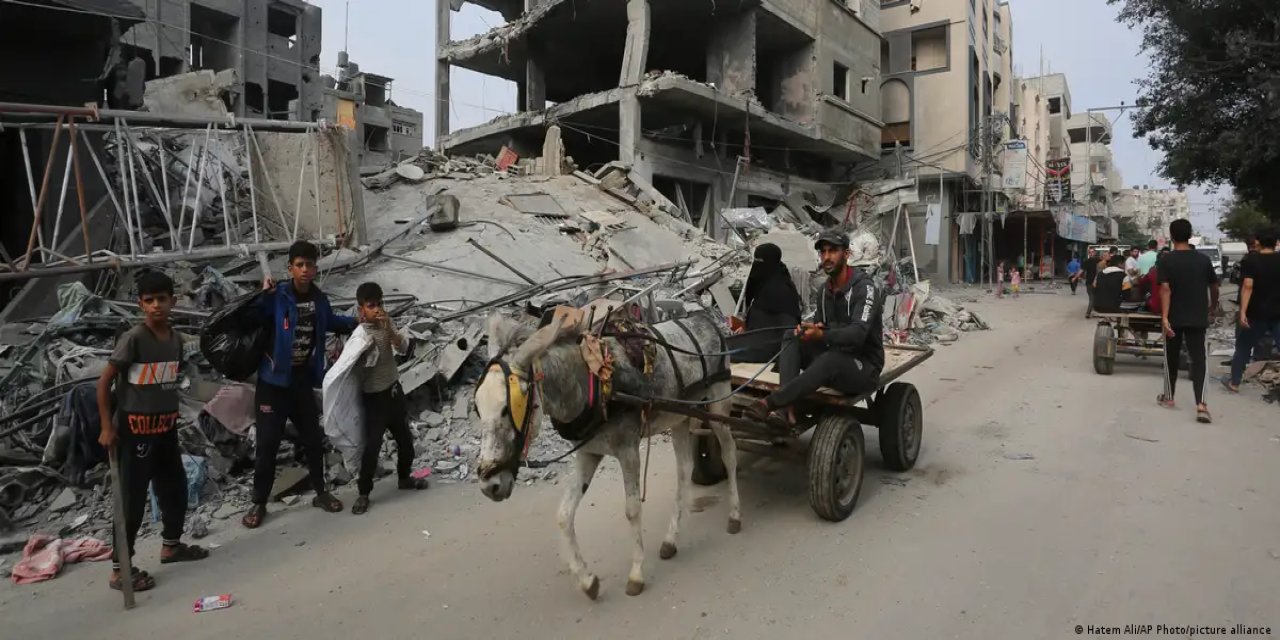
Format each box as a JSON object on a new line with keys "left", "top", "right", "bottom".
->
{"left": 1231, "top": 320, "right": 1280, "bottom": 386}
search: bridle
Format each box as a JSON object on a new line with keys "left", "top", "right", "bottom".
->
{"left": 474, "top": 357, "right": 538, "bottom": 478}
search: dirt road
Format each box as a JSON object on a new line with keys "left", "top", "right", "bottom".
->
{"left": 5, "top": 289, "right": 1278, "bottom": 639}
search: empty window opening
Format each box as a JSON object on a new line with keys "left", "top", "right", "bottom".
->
{"left": 881, "top": 80, "right": 911, "bottom": 149}
{"left": 365, "top": 124, "right": 390, "bottom": 152}
{"left": 911, "top": 26, "right": 947, "bottom": 71}
{"left": 653, "top": 177, "right": 710, "bottom": 226}
{"left": 159, "top": 56, "right": 184, "bottom": 78}
{"left": 266, "top": 80, "right": 297, "bottom": 120}
{"left": 267, "top": 6, "right": 298, "bottom": 38}
{"left": 1048, "top": 96, "right": 1061, "bottom": 115}
{"left": 189, "top": 4, "right": 238, "bottom": 72}
{"left": 244, "top": 82, "right": 265, "bottom": 114}
{"left": 833, "top": 62, "right": 849, "bottom": 100}
{"left": 363, "top": 77, "right": 388, "bottom": 107}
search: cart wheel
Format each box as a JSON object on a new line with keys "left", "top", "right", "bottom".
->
{"left": 807, "top": 412, "right": 865, "bottom": 522}
{"left": 691, "top": 433, "right": 727, "bottom": 486}
{"left": 877, "top": 383, "right": 923, "bottom": 472}
{"left": 1093, "top": 324, "right": 1115, "bottom": 375}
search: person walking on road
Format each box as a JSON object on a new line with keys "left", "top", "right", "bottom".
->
{"left": 1224, "top": 227, "right": 1280, "bottom": 393}
{"left": 1082, "top": 248, "right": 1101, "bottom": 317}
{"left": 1066, "top": 254, "right": 1082, "bottom": 295}
{"left": 1157, "top": 219, "right": 1220, "bottom": 423}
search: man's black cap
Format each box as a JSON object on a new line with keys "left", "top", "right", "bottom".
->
{"left": 814, "top": 229, "right": 850, "bottom": 250}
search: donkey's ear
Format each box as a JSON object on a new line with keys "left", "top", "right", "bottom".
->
{"left": 510, "top": 315, "right": 565, "bottom": 371}
{"left": 486, "top": 312, "right": 508, "bottom": 359}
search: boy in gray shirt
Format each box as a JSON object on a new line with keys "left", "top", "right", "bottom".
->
{"left": 96, "top": 271, "right": 208, "bottom": 592}
{"left": 352, "top": 282, "right": 427, "bottom": 515}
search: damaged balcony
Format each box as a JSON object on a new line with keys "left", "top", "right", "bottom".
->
{"left": 442, "top": 74, "right": 878, "bottom": 167}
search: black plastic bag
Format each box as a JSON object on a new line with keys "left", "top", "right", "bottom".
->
{"left": 201, "top": 291, "right": 270, "bottom": 381}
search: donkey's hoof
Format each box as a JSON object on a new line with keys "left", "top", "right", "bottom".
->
{"left": 727, "top": 518, "right": 742, "bottom": 534}
{"left": 659, "top": 542, "right": 678, "bottom": 560}
{"left": 625, "top": 580, "right": 645, "bottom": 596}
{"left": 583, "top": 575, "right": 600, "bottom": 600}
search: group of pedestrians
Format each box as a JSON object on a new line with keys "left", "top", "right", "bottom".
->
{"left": 95, "top": 241, "right": 427, "bottom": 593}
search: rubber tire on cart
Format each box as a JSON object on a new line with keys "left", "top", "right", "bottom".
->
{"left": 877, "top": 383, "right": 923, "bottom": 472}
{"left": 1093, "top": 323, "right": 1116, "bottom": 375}
{"left": 691, "top": 433, "right": 727, "bottom": 486}
{"left": 807, "top": 412, "right": 866, "bottom": 522}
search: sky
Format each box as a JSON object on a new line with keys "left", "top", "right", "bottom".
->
{"left": 308, "top": 0, "right": 1224, "bottom": 238}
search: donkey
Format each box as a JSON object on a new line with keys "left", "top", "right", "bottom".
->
{"left": 475, "top": 309, "right": 741, "bottom": 599}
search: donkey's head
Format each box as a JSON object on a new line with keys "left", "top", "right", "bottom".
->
{"left": 475, "top": 312, "right": 570, "bottom": 502}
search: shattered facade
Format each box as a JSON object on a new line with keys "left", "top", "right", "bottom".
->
{"left": 320, "top": 53, "right": 426, "bottom": 171}
{"left": 119, "top": 0, "right": 324, "bottom": 121}
{"left": 436, "top": 0, "right": 884, "bottom": 241}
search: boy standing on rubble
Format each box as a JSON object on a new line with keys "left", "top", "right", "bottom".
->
{"left": 242, "top": 241, "right": 356, "bottom": 529}
{"left": 351, "top": 282, "right": 428, "bottom": 515}
{"left": 97, "top": 270, "right": 209, "bottom": 593}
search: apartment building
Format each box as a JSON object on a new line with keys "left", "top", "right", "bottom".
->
{"left": 1067, "top": 112, "right": 1123, "bottom": 214}
{"left": 1113, "top": 187, "right": 1189, "bottom": 245}
{"left": 322, "top": 54, "right": 425, "bottom": 170}
{"left": 119, "top": 0, "right": 323, "bottom": 121}
{"left": 436, "top": 0, "right": 884, "bottom": 238}
{"left": 879, "top": 0, "right": 1015, "bottom": 282}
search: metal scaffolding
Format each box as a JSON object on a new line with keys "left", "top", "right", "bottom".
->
{"left": 0, "top": 101, "right": 347, "bottom": 284}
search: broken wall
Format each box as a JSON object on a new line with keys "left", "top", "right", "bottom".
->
{"left": 254, "top": 128, "right": 358, "bottom": 242}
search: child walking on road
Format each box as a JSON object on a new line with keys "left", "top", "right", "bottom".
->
{"left": 96, "top": 271, "right": 209, "bottom": 592}
{"left": 1010, "top": 266, "right": 1022, "bottom": 298}
{"left": 351, "top": 283, "right": 428, "bottom": 515}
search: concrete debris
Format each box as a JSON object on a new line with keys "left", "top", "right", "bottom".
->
{"left": 143, "top": 69, "right": 238, "bottom": 119}
{"left": 0, "top": 117, "right": 1001, "bottom": 546}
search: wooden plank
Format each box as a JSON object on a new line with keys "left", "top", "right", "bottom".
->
{"left": 730, "top": 347, "right": 931, "bottom": 405}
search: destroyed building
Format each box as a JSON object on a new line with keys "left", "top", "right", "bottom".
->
{"left": 118, "top": 0, "right": 323, "bottom": 120}
{"left": 435, "top": 0, "right": 884, "bottom": 240}
{"left": 321, "top": 52, "right": 426, "bottom": 172}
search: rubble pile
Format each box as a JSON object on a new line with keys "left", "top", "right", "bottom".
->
{"left": 0, "top": 128, "right": 994, "bottom": 560}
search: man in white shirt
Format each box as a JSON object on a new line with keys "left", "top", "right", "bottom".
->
{"left": 1125, "top": 247, "right": 1142, "bottom": 286}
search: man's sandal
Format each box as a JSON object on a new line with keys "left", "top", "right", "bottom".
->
{"left": 109, "top": 567, "right": 155, "bottom": 592}
{"left": 399, "top": 477, "right": 429, "bottom": 491}
{"left": 241, "top": 504, "right": 267, "bottom": 529}
{"left": 312, "top": 491, "right": 343, "bottom": 513}
{"left": 351, "top": 495, "right": 370, "bottom": 515}
{"left": 160, "top": 542, "right": 210, "bottom": 564}
{"left": 1196, "top": 407, "right": 1212, "bottom": 424}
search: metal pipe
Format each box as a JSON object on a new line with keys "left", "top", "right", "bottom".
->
{"left": 50, "top": 132, "right": 76, "bottom": 259}
{"left": 112, "top": 118, "right": 140, "bottom": 257}
{"left": 0, "top": 102, "right": 320, "bottom": 132}
{"left": 242, "top": 126, "right": 260, "bottom": 244}
{"left": 383, "top": 253, "right": 525, "bottom": 287}
{"left": 124, "top": 122, "right": 177, "bottom": 247}
{"left": 311, "top": 131, "right": 323, "bottom": 240}
{"left": 217, "top": 162, "right": 232, "bottom": 247}
{"left": 466, "top": 237, "right": 536, "bottom": 285}
{"left": 188, "top": 128, "right": 212, "bottom": 253}
{"left": 123, "top": 122, "right": 145, "bottom": 253}
{"left": 68, "top": 120, "right": 92, "bottom": 265}
{"left": 247, "top": 125, "right": 290, "bottom": 235}
{"left": 293, "top": 128, "right": 312, "bottom": 241}
{"left": 0, "top": 241, "right": 301, "bottom": 284}
{"left": 79, "top": 128, "right": 129, "bottom": 239}
{"left": 21, "top": 114, "right": 66, "bottom": 269}
{"left": 176, "top": 142, "right": 198, "bottom": 245}
{"left": 159, "top": 141, "right": 173, "bottom": 249}
{"left": 18, "top": 128, "right": 45, "bottom": 262}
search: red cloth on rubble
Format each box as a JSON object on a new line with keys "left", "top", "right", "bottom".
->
{"left": 10, "top": 534, "right": 112, "bottom": 584}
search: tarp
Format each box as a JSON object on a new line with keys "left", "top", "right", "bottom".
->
{"left": 1056, "top": 212, "right": 1097, "bottom": 243}
{"left": 322, "top": 325, "right": 375, "bottom": 474}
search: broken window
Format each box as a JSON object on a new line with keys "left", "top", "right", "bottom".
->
{"left": 267, "top": 5, "right": 298, "bottom": 38}
{"left": 1048, "top": 96, "right": 1062, "bottom": 115}
{"left": 881, "top": 80, "right": 911, "bottom": 149}
{"left": 392, "top": 121, "right": 416, "bottom": 136}
{"left": 189, "top": 4, "right": 238, "bottom": 72}
{"left": 911, "top": 26, "right": 947, "bottom": 72}
{"left": 159, "top": 56, "right": 184, "bottom": 78}
{"left": 833, "top": 62, "right": 849, "bottom": 101}
{"left": 363, "top": 77, "right": 388, "bottom": 107}
{"left": 266, "top": 80, "right": 298, "bottom": 120}
{"left": 365, "top": 124, "right": 390, "bottom": 152}
{"left": 245, "top": 82, "right": 265, "bottom": 115}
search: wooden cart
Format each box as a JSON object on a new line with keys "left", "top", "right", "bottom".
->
{"left": 619, "top": 345, "right": 932, "bottom": 523}
{"left": 1092, "top": 312, "right": 1164, "bottom": 375}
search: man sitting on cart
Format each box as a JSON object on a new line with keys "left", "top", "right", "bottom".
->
{"left": 746, "top": 230, "right": 885, "bottom": 426}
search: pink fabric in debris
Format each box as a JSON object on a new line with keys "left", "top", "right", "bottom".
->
{"left": 203, "top": 382, "right": 256, "bottom": 436}
{"left": 10, "top": 534, "right": 113, "bottom": 585}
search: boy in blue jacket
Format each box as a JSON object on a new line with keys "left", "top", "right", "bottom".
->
{"left": 242, "top": 241, "right": 356, "bottom": 529}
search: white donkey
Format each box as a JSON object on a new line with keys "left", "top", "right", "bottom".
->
{"left": 474, "top": 309, "right": 741, "bottom": 599}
